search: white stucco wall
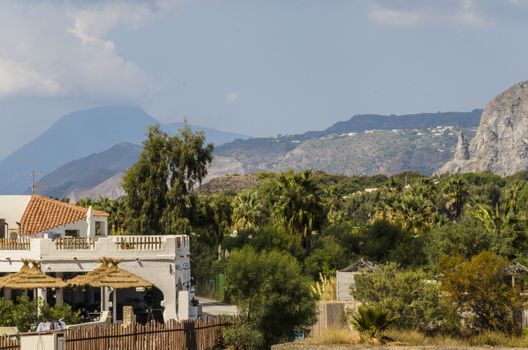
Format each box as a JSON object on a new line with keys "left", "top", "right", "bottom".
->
{"left": 0, "top": 195, "right": 31, "bottom": 230}
{"left": 42, "top": 216, "right": 108, "bottom": 237}
{"left": 0, "top": 235, "right": 191, "bottom": 321}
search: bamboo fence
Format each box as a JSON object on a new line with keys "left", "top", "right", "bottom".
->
{"left": 0, "top": 238, "right": 30, "bottom": 251}
{"left": 64, "top": 317, "right": 235, "bottom": 350}
{"left": 0, "top": 336, "right": 19, "bottom": 350}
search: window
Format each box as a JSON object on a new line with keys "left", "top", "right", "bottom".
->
{"left": 95, "top": 221, "right": 106, "bottom": 236}
{"left": 65, "top": 230, "right": 79, "bottom": 237}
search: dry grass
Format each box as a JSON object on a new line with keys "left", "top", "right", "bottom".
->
{"left": 303, "top": 327, "right": 361, "bottom": 345}
{"left": 385, "top": 329, "right": 528, "bottom": 347}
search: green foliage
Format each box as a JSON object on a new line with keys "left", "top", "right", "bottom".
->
{"left": 440, "top": 251, "right": 522, "bottom": 335}
{"left": 0, "top": 295, "right": 80, "bottom": 332}
{"left": 271, "top": 170, "right": 325, "bottom": 247}
{"left": 426, "top": 218, "right": 499, "bottom": 265}
{"left": 226, "top": 246, "right": 317, "bottom": 347}
{"left": 442, "top": 177, "right": 468, "bottom": 219}
{"left": 304, "top": 236, "right": 346, "bottom": 279}
{"left": 231, "top": 191, "right": 265, "bottom": 232}
{"left": 349, "top": 305, "right": 391, "bottom": 340}
{"left": 352, "top": 263, "right": 446, "bottom": 333}
{"left": 222, "top": 323, "right": 265, "bottom": 350}
{"left": 123, "top": 124, "right": 213, "bottom": 235}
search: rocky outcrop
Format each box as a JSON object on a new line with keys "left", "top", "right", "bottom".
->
{"left": 437, "top": 81, "right": 528, "bottom": 176}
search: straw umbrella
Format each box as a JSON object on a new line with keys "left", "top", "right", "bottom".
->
{"left": 0, "top": 259, "right": 66, "bottom": 290}
{"left": 0, "top": 260, "right": 66, "bottom": 314}
{"left": 68, "top": 258, "right": 111, "bottom": 312}
{"left": 67, "top": 258, "right": 153, "bottom": 323}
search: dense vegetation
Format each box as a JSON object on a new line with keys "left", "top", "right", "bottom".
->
{"left": 76, "top": 126, "right": 528, "bottom": 348}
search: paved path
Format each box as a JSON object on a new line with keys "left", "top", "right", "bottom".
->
{"left": 195, "top": 296, "right": 238, "bottom": 316}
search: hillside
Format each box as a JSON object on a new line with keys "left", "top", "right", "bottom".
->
{"left": 0, "top": 106, "right": 248, "bottom": 194}
{"left": 33, "top": 142, "right": 141, "bottom": 199}
{"left": 214, "top": 110, "right": 481, "bottom": 174}
{"left": 33, "top": 110, "right": 481, "bottom": 200}
{"left": 213, "top": 126, "right": 476, "bottom": 176}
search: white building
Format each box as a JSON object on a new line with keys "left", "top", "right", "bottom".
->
{"left": 0, "top": 195, "right": 194, "bottom": 322}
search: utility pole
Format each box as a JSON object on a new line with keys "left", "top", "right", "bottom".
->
{"left": 31, "top": 170, "right": 37, "bottom": 194}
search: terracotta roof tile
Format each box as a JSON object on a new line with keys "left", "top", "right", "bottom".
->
{"left": 20, "top": 195, "right": 108, "bottom": 235}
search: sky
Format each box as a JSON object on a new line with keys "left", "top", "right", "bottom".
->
{"left": 2, "top": 0, "right": 528, "bottom": 159}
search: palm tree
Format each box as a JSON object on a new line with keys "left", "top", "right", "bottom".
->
{"left": 272, "top": 170, "right": 325, "bottom": 248}
{"left": 324, "top": 186, "right": 345, "bottom": 224}
{"left": 231, "top": 191, "right": 264, "bottom": 232}
{"left": 442, "top": 178, "right": 468, "bottom": 219}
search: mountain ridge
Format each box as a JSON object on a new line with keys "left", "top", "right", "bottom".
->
{"left": 0, "top": 106, "right": 248, "bottom": 194}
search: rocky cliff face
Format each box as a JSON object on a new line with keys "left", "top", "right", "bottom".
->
{"left": 437, "top": 81, "right": 528, "bottom": 176}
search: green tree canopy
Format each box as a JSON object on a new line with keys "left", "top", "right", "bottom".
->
{"left": 440, "top": 251, "right": 522, "bottom": 335}
{"left": 123, "top": 124, "right": 213, "bottom": 234}
{"left": 271, "top": 170, "right": 325, "bottom": 248}
{"left": 226, "top": 246, "right": 317, "bottom": 347}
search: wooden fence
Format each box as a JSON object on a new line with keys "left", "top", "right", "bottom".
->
{"left": 0, "top": 336, "right": 19, "bottom": 350}
{"left": 114, "top": 236, "right": 163, "bottom": 250}
{"left": 0, "top": 238, "right": 30, "bottom": 251}
{"left": 55, "top": 237, "right": 94, "bottom": 250}
{"left": 64, "top": 317, "right": 234, "bottom": 350}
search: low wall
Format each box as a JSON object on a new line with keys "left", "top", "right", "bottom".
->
{"left": 273, "top": 345, "right": 528, "bottom": 350}
{"left": 311, "top": 302, "right": 348, "bottom": 338}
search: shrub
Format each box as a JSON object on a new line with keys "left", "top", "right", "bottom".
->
{"left": 222, "top": 323, "right": 264, "bottom": 350}
{"left": 226, "top": 246, "right": 317, "bottom": 347}
{"left": 349, "top": 305, "right": 391, "bottom": 340}
{"left": 440, "top": 251, "right": 522, "bottom": 335}
{"left": 352, "top": 263, "right": 447, "bottom": 333}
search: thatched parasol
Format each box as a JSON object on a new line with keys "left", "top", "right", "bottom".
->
{"left": 66, "top": 258, "right": 153, "bottom": 323}
{"left": 0, "top": 259, "right": 66, "bottom": 290}
{"left": 67, "top": 258, "right": 111, "bottom": 287}
{"left": 88, "top": 259, "right": 153, "bottom": 289}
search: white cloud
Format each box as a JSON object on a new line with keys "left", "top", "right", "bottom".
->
{"left": 0, "top": 57, "right": 64, "bottom": 97}
{"left": 225, "top": 92, "right": 240, "bottom": 105}
{"left": 0, "top": 1, "right": 176, "bottom": 102}
{"left": 367, "top": 0, "right": 490, "bottom": 28}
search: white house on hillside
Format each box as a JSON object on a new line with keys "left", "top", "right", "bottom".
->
{"left": 0, "top": 195, "right": 195, "bottom": 322}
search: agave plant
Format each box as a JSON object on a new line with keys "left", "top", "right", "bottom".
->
{"left": 349, "top": 305, "right": 391, "bottom": 340}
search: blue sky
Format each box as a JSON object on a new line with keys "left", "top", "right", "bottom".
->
{"left": 2, "top": 0, "right": 528, "bottom": 158}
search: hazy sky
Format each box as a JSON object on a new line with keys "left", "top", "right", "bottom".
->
{"left": 2, "top": 0, "right": 528, "bottom": 159}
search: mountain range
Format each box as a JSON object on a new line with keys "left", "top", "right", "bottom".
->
{"left": 0, "top": 106, "right": 247, "bottom": 194}
{"left": 11, "top": 108, "right": 482, "bottom": 200}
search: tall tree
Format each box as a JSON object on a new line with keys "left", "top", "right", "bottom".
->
{"left": 442, "top": 178, "right": 468, "bottom": 220}
{"left": 123, "top": 124, "right": 213, "bottom": 235}
{"left": 272, "top": 170, "right": 325, "bottom": 248}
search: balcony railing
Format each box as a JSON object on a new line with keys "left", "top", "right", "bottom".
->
{"left": 55, "top": 237, "right": 95, "bottom": 250}
{"left": 0, "top": 238, "right": 30, "bottom": 250}
{"left": 114, "top": 236, "right": 163, "bottom": 250}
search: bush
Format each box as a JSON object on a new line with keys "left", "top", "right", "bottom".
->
{"left": 352, "top": 263, "right": 447, "bottom": 333}
{"left": 440, "top": 251, "right": 522, "bottom": 335}
{"left": 222, "top": 323, "right": 264, "bottom": 350}
{"left": 226, "top": 246, "right": 317, "bottom": 347}
{"left": 0, "top": 295, "right": 79, "bottom": 332}
{"left": 349, "top": 305, "right": 391, "bottom": 340}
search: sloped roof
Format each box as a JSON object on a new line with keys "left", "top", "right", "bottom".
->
{"left": 339, "top": 258, "right": 377, "bottom": 273}
{"left": 20, "top": 195, "right": 108, "bottom": 235}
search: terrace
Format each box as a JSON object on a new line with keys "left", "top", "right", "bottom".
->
{"left": 0, "top": 235, "right": 190, "bottom": 271}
